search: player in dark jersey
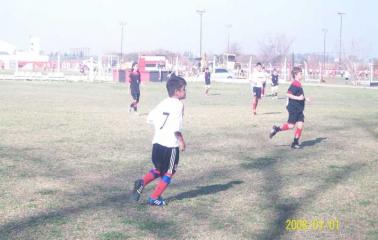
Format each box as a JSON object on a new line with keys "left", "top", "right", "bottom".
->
{"left": 129, "top": 62, "right": 141, "bottom": 112}
{"left": 269, "top": 67, "right": 310, "bottom": 149}
{"left": 271, "top": 69, "right": 279, "bottom": 98}
{"left": 204, "top": 68, "right": 211, "bottom": 95}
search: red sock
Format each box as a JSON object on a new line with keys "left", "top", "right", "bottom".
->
{"left": 280, "top": 123, "right": 290, "bottom": 131}
{"left": 150, "top": 174, "right": 172, "bottom": 199}
{"left": 295, "top": 128, "right": 302, "bottom": 139}
{"left": 142, "top": 169, "right": 160, "bottom": 186}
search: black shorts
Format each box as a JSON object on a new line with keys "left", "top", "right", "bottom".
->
{"left": 288, "top": 111, "right": 305, "bottom": 124}
{"left": 152, "top": 143, "right": 179, "bottom": 176}
{"left": 253, "top": 87, "right": 262, "bottom": 99}
{"left": 130, "top": 89, "right": 140, "bottom": 101}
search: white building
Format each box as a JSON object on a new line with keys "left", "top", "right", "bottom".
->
{"left": 0, "top": 37, "right": 49, "bottom": 70}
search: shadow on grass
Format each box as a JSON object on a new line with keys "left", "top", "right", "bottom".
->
{"left": 300, "top": 137, "right": 327, "bottom": 148}
{"left": 167, "top": 180, "right": 243, "bottom": 202}
{"left": 0, "top": 191, "right": 181, "bottom": 239}
{"left": 0, "top": 145, "right": 74, "bottom": 179}
{"left": 0, "top": 193, "right": 125, "bottom": 239}
{"left": 262, "top": 112, "right": 282, "bottom": 115}
{"left": 243, "top": 154, "right": 366, "bottom": 240}
{"left": 240, "top": 157, "right": 277, "bottom": 170}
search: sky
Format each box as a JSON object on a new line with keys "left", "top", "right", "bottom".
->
{"left": 1, "top": 0, "right": 377, "bottom": 58}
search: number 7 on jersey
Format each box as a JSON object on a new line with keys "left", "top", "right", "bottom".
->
{"left": 160, "top": 112, "right": 170, "bottom": 129}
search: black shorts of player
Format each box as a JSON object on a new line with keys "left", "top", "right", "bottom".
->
{"left": 253, "top": 87, "right": 262, "bottom": 99}
{"left": 152, "top": 143, "right": 179, "bottom": 176}
{"left": 288, "top": 111, "right": 305, "bottom": 124}
{"left": 130, "top": 89, "right": 140, "bottom": 102}
{"left": 205, "top": 79, "right": 211, "bottom": 85}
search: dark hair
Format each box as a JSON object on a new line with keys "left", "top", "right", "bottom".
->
{"left": 256, "top": 62, "right": 262, "bottom": 67}
{"left": 166, "top": 75, "right": 187, "bottom": 97}
{"left": 291, "top": 66, "right": 302, "bottom": 79}
{"left": 131, "top": 62, "right": 138, "bottom": 69}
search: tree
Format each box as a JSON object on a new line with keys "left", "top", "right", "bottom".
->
{"left": 258, "top": 34, "right": 293, "bottom": 64}
{"left": 229, "top": 42, "right": 242, "bottom": 56}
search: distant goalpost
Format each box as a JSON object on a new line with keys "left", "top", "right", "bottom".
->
{"left": 369, "top": 63, "right": 378, "bottom": 86}
{"left": 351, "top": 63, "right": 378, "bottom": 86}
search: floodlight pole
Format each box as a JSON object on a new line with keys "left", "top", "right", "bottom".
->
{"left": 196, "top": 9, "right": 206, "bottom": 67}
{"left": 321, "top": 28, "right": 327, "bottom": 82}
{"left": 337, "top": 12, "right": 346, "bottom": 70}
{"left": 226, "top": 24, "right": 232, "bottom": 53}
{"left": 120, "top": 22, "right": 127, "bottom": 63}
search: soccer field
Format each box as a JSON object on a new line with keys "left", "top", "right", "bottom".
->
{"left": 0, "top": 80, "right": 377, "bottom": 240}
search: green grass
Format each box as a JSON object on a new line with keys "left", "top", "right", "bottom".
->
{"left": 99, "top": 231, "right": 130, "bottom": 240}
{"left": 0, "top": 80, "right": 377, "bottom": 240}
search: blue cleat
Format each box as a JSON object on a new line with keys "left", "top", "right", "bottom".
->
{"left": 147, "top": 196, "right": 167, "bottom": 206}
{"left": 131, "top": 179, "right": 144, "bottom": 201}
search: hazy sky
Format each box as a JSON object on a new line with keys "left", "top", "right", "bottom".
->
{"left": 2, "top": 0, "right": 377, "bottom": 58}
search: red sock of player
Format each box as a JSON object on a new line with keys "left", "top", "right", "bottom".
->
{"left": 150, "top": 173, "right": 172, "bottom": 199}
{"left": 143, "top": 169, "right": 160, "bottom": 186}
{"left": 280, "top": 123, "right": 290, "bottom": 131}
{"left": 295, "top": 128, "right": 302, "bottom": 139}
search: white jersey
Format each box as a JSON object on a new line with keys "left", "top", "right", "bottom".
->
{"left": 147, "top": 97, "right": 184, "bottom": 148}
{"left": 250, "top": 70, "right": 266, "bottom": 88}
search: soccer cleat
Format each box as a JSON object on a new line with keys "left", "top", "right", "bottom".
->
{"left": 291, "top": 142, "right": 301, "bottom": 149}
{"left": 269, "top": 125, "right": 280, "bottom": 139}
{"left": 147, "top": 196, "right": 167, "bottom": 206}
{"left": 131, "top": 179, "right": 144, "bottom": 201}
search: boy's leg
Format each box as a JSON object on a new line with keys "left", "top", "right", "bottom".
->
{"left": 291, "top": 121, "right": 304, "bottom": 149}
{"left": 252, "top": 97, "right": 259, "bottom": 115}
{"left": 143, "top": 169, "right": 160, "bottom": 186}
{"left": 269, "top": 123, "right": 294, "bottom": 138}
{"left": 131, "top": 168, "right": 161, "bottom": 202}
{"left": 131, "top": 179, "right": 144, "bottom": 201}
{"left": 148, "top": 147, "right": 179, "bottom": 206}
{"left": 149, "top": 173, "right": 172, "bottom": 203}
{"left": 134, "top": 95, "right": 140, "bottom": 112}
{"left": 269, "top": 112, "right": 296, "bottom": 138}
{"left": 291, "top": 112, "right": 304, "bottom": 148}
{"left": 129, "top": 102, "right": 134, "bottom": 112}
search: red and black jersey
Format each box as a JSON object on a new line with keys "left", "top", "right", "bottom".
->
{"left": 129, "top": 71, "right": 141, "bottom": 86}
{"left": 287, "top": 80, "right": 305, "bottom": 112}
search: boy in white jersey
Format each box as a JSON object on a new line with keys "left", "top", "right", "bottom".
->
{"left": 250, "top": 62, "right": 266, "bottom": 115}
{"left": 131, "top": 75, "right": 186, "bottom": 206}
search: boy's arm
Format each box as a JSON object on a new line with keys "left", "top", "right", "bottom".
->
{"left": 286, "top": 93, "right": 305, "bottom": 100}
{"left": 147, "top": 106, "right": 158, "bottom": 125}
{"left": 175, "top": 132, "right": 185, "bottom": 151}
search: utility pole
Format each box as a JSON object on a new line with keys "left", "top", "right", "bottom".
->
{"left": 337, "top": 12, "right": 346, "bottom": 70}
{"left": 226, "top": 24, "right": 232, "bottom": 53}
{"left": 322, "top": 28, "right": 327, "bottom": 82}
{"left": 120, "top": 22, "right": 127, "bottom": 63}
{"left": 196, "top": 9, "right": 206, "bottom": 68}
